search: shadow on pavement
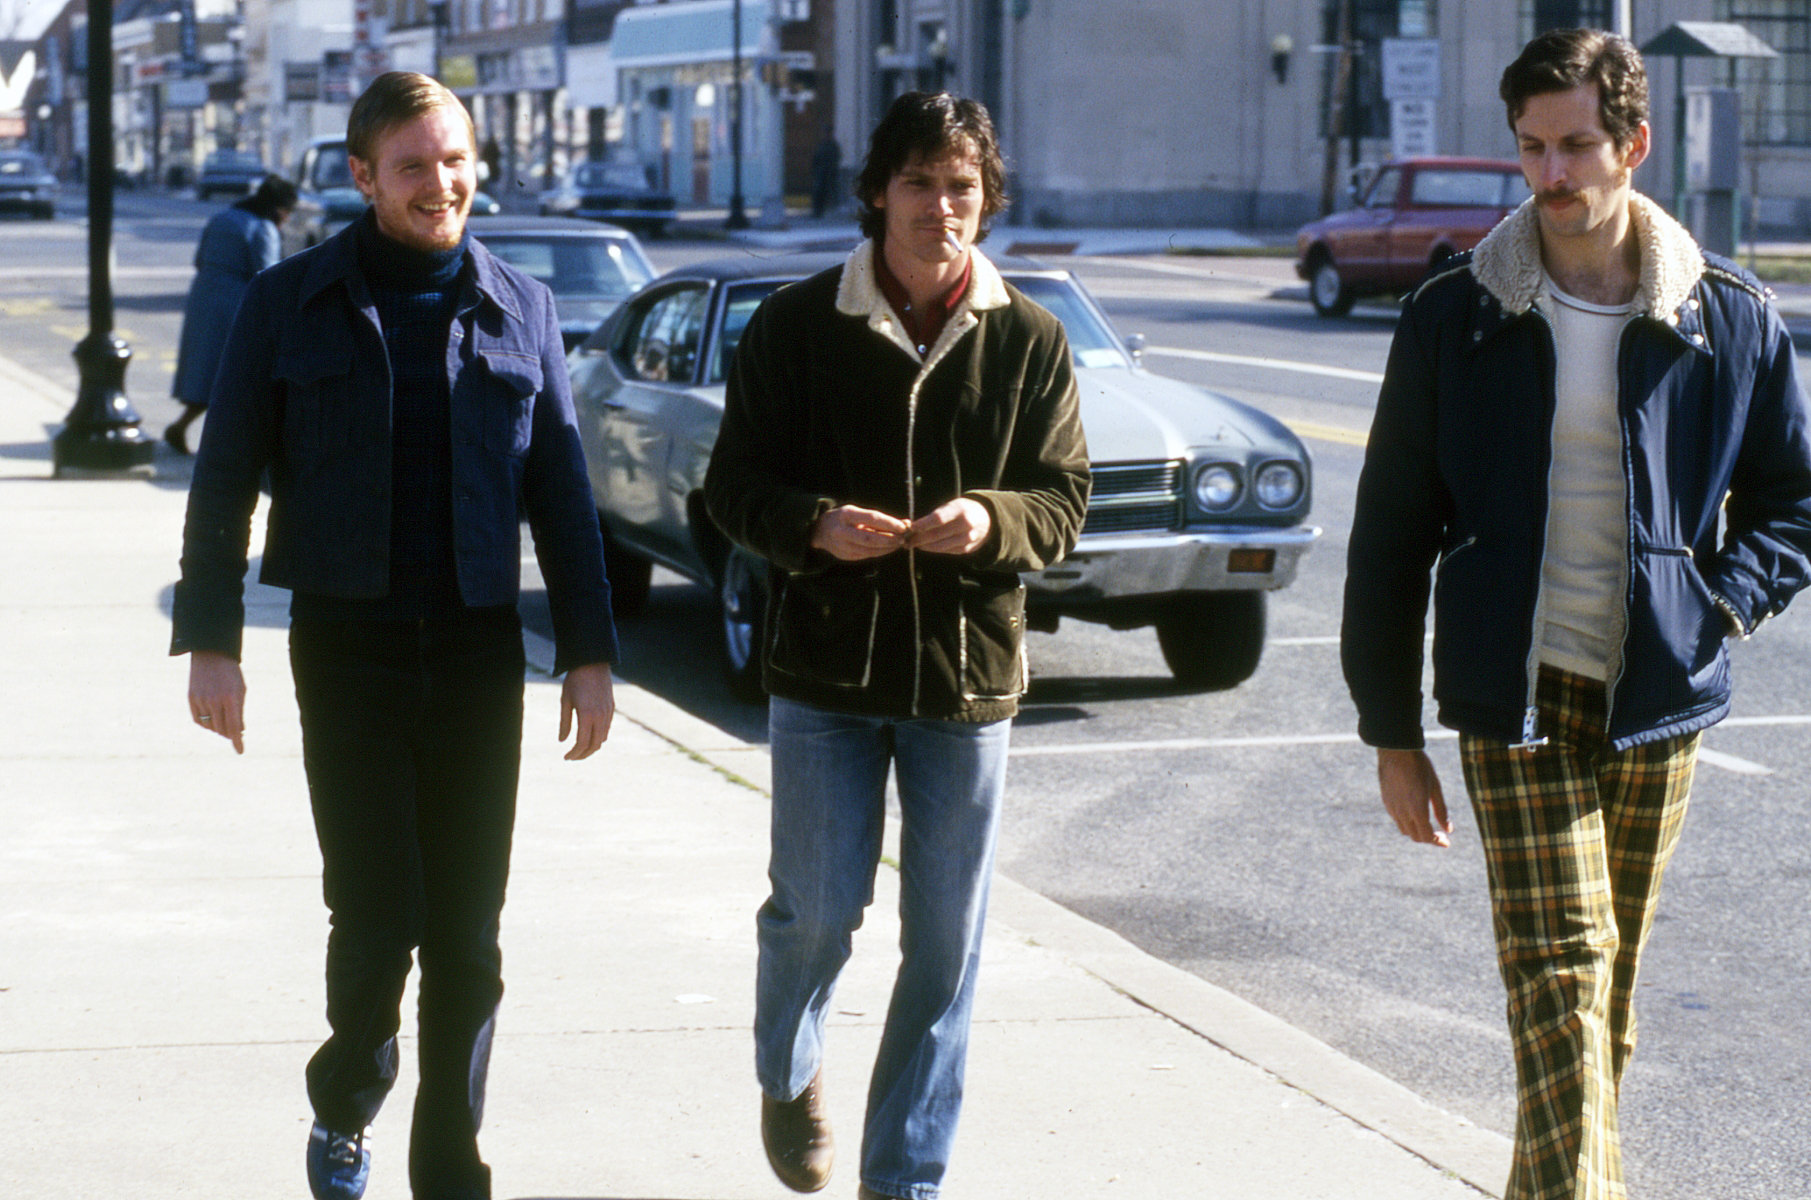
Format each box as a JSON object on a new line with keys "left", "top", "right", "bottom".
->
{"left": 519, "top": 576, "right": 769, "bottom": 746}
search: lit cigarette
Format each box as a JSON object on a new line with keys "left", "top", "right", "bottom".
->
{"left": 944, "top": 229, "right": 964, "bottom": 253}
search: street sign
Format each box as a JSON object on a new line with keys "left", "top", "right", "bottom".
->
{"left": 1391, "top": 97, "right": 1436, "bottom": 158}
{"left": 1382, "top": 37, "right": 1440, "bottom": 100}
{"left": 165, "top": 78, "right": 208, "bottom": 109}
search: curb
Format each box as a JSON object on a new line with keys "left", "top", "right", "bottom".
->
{"left": 517, "top": 627, "right": 1510, "bottom": 1198}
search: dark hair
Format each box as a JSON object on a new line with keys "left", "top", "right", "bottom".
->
{"left": 236, "top": 175, "right": 299, "bottom": 221}
{"left": 855, "top": 91, "right": 1009, "bottom": 241}
{"left": 1500, "top": 28, "right": 1649, "bottom": 149}
{"left": 347, "top": 71, "right": 474, "bottom": 164}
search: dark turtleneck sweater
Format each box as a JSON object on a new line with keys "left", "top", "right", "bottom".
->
{"left": 292, "top": 210, "right": 475, "bottom": 624}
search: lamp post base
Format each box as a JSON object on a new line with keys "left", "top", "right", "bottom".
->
{"left": 53, "top": 331, "right": 154, "bottom": 477}
{"left": 725, "top": 192, "right": 751, "bottom": 230}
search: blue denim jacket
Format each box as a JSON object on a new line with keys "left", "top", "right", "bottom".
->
{"left": 172, "top": 222, "right": 617, "bottom": 674}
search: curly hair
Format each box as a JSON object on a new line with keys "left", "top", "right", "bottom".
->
{"left": 1500, "top": 28, "right": 1649, "bottom": 149}
{"left": 855, "top": 91, "right": 1009, "bottom": 242}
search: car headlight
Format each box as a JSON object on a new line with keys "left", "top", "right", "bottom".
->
{"left": 1193, "top": 463, "right": 1242, "bottom": 511}
{"left": 1253, "top": 461, "right": 1304, "bottom": 509}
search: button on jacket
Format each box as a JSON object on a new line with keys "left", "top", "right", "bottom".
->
{"left": 171, "top": 221, "right": 617, "bottom": 674}
{"left": 704, "top": 242, "right": 1090, "bottom": 722}
{"left": 1343, "top": 194, "right": 1811, "bottom": 751}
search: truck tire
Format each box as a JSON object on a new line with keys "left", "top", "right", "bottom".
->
{"left": 1309, "top": 258, "right": 1355, "bottom": 317}
{"left": 1155, "top": 591, "right": 1267, "bottom": 690}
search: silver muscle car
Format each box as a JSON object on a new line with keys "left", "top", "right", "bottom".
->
{"left": 567, "top": 252, "right": 1319, "bottom": 699}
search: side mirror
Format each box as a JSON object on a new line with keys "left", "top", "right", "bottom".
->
{"left": 1124, "top": 333, "right": 1147, "bottom": 362}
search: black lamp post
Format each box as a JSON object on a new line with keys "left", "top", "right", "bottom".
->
{"left": 725, "top": 0, "right": 749, "bottom": 230}
{"left": 54, "top": 0, "right": 155, "bottom": 476}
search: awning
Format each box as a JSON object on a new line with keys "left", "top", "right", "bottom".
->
{"left": 1641, "top": 21, "right": 1778, "bottom": 60}
{"left": 610, "top": 0, "right": 773, "bottom": 70}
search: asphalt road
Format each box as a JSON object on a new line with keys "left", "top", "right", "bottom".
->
{"left": 4, "top": 192, "right": 1807, "bottom": 1200}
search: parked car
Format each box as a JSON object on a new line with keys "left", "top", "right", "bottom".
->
{"left": 0, "top": 149, "right": 57, "bottom": 219}
{"left": 196, "top": 149, "right": 270, "bottom": 200}
{"left": 568, "top": 252, "right": 1319, "bottom": 699}
{"left": 539, "top": 160, "right": 677, "bottom": 236}
{"left": 1294, "top": 156, "right": 1528, "bottom": 316}
{"left": 282, "top": 136, "right": 501, "bottom": 257}
{"left": 469, "top": 216, "right": 656, "bottom": 351}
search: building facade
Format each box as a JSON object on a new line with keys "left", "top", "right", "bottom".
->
{"left": 831, "top": 0, "right": 1811, "bottom": 232}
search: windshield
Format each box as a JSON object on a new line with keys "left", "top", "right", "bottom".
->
{"left": 311, "top": 145, "right": 353, "bottom": 189}
{"left": 705, "top": 271, "right": 1129, "bottom": 384}
{"left": 1008, "top": 275, "right": 1130, "bottom": 369}
{"left": 1409, "top": 168, "right": 1528, "bottom": 208}
{"left": 575, "top": 162, "right": 651, "bottom": 191}
{"left": 479, "top": 235, "right": 656, "bottom": 301}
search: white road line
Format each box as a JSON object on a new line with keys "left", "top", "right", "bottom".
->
{"left": 1072, "top": 255, "right": 1279, "bottom": 284}
{"left": 1010, "top": 727, "right": 1781, "bottom": 774}
{"left": 1695, "top": 747, "right": 1775, "bottom": 776}
{"left": 1146, "top": 344, "right": 1386, "bottom": 385}
{"left": 1009, "top": 730, "right": 1454, "bottom": 757}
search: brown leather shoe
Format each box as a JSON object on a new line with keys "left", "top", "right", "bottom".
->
{"left": 857, "top": 1187, "right": 895, "bottom": 1200}
{"left": 761, "top": 1070, "right": 833, "bottom": 1192}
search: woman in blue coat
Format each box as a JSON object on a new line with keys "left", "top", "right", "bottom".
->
{"left": 165, "top": 175, "right": 298, "bottom": 454}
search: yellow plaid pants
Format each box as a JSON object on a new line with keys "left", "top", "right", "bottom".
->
{"left": 1460, "top": 665, "right": 1699, "bottom": 1200}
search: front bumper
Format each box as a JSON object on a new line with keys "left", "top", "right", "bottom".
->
{"left": 1025, "top": 524, "right": 1321, "bottom": 605}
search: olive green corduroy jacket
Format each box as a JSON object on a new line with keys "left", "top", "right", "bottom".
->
{"left": 704, "top": 242, "right": 1090, "bottom": 721}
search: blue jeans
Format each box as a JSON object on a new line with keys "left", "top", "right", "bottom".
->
{"left": 756, "top": 697, "right": 1012, "bottom": 1200}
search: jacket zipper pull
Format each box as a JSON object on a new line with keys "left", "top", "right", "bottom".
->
{"left": 1508, "top": 705, "right": 1549, "bottom": 753}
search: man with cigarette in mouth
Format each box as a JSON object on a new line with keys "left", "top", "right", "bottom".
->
{"left": 174, "top": 71, "right": 617, "bottom": 1200}
{"left": 705, "top": 91, "right": 1089, "bottom": 1200}
{"left": 1342, "top": 29, "right": 1811, "bottom": 1200}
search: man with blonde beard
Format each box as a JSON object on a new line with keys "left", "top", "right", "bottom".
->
{"left": 174, "top": 72, "right": 617, "bottom": 1200}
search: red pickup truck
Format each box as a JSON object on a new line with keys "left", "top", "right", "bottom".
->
{"left": 1294, "top": 157, "right": 1529, "bottom": 317}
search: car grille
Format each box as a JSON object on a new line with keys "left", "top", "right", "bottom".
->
{"left": 1081, "top": 461, "right": 1183, "bottom": 535}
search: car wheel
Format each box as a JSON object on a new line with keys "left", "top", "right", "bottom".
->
{"left": 598, "top": 519, "right": 653, "bottom": 618}
{"left": 1154, "top": 591, "right": 1267, "bottom": 691}
{"left": 1309, "top": 258, "right": 1355, "bottom": 318}
{"left": 718, "top": 546, "right": 769, "bottom": 703}
{"left": 35, "top": 204, "right": 53, "bottom": 220}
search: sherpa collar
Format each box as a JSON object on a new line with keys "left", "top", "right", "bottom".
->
{"left": 835, "top": 239, "right": 1010, "bottom": 363}
{"left": 1472, "top": 191, "right": 1702, "bottom": 320}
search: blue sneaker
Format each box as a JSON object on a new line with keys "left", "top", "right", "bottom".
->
{"left": 306, "top": 1122, "right": 370, "bottom": 1200}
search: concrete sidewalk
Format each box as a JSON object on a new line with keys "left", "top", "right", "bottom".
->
{"left": 0, "top": 350, "right": 1505, "bottom": 1198}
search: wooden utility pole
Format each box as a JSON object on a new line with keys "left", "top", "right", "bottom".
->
{"left": 1319, "top": 0, "right": 1353, "bottom": 216}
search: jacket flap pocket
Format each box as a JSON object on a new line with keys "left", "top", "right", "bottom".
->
{"left": 477, "top": 348, "right": 544, "bottom": 397}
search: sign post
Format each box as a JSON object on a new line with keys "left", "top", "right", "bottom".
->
{"left": 1382, "top": 37, "right": 1439, "bottom": 161}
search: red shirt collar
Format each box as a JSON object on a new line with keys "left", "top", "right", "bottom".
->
{"left": 873, "top": 242, "right": 972, "bottom": 354}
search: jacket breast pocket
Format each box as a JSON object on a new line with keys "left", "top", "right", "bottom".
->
{"left": 959, "top": 574, "right": 1027, "bottom": 701}
{"left": 274, "top": 345, "right": 356, "bottom": 451}
{"left": 768, "top": 570, "right": 880, "bottom": 689}
{"left": 477, "top": 349, "right": 542, "bottom": 455}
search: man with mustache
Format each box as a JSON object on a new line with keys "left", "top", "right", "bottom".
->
{"left": 173, "top": 72, "right": 617, "bottom": 1200}
{"left": 1342, "top": 28, "right": 1811, "bottom": 1200}
{"left": 705, "top": 91, "right": 1088, "bottom": 1200}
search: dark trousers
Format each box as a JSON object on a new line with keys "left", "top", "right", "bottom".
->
{"left": 289, "top": 610, "right": 526, "bottom": 1200}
